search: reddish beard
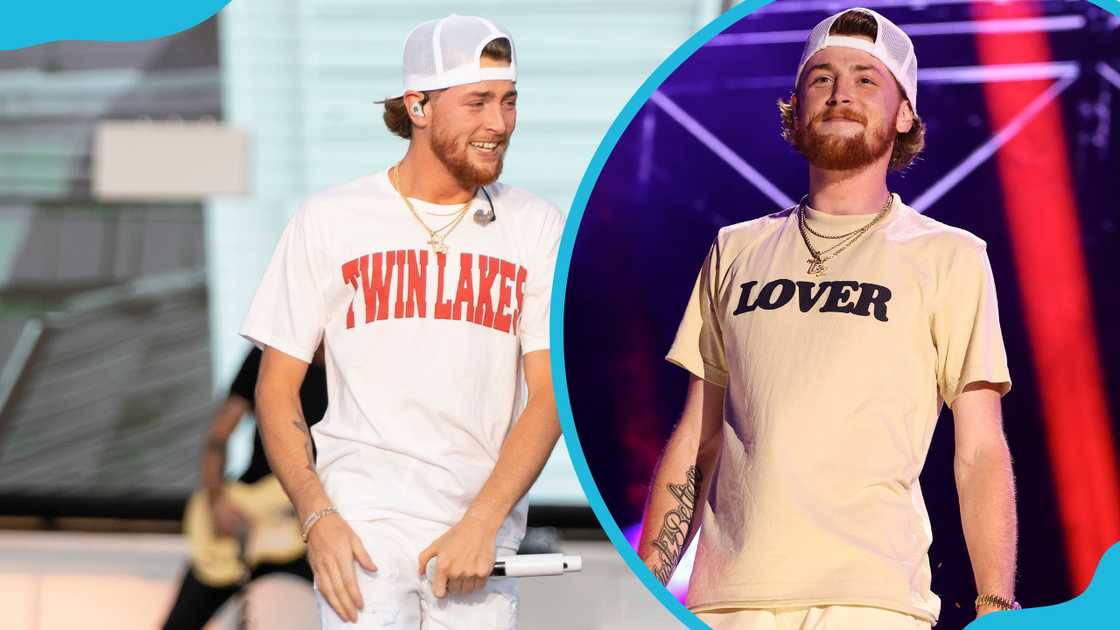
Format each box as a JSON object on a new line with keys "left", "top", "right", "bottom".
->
{"left": 430, "top": 122, "right": 508, "bottom": 189}
{"left": 792, "top": 109, "right": 894, "bottom": 171}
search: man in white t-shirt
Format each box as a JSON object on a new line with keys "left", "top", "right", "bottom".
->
{"left": 240, "top": 15, "right": 564, "bottom": 629}
{"left": 638, "top": 8, "right": 1019, "bottom": 629}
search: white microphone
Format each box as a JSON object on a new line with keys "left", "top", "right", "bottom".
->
{"left": 492, "top": 553, "right": 582, "bottom": 577}
{"left": 424, "top": 553, "right": 582, "bottom": 580}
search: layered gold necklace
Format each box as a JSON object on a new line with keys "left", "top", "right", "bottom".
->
{"left": 797, "top": 193, "right": 893, "bottom": 277}
{"left": 390, "top": 164, "right": 474, "bottom": 254}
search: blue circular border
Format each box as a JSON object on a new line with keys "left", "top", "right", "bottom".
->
{"left": 0, "top": 0, "right": 231, "bottom": 51}
{"left": 550, "top": 2, "right": 777, "bottom": 627}
{"left": 549, "top": 1, "right": 1120, "bottom": 628}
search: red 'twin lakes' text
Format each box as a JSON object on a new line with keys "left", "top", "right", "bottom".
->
{"left": 341, "top": 249, "right": 527, "bottom": 335}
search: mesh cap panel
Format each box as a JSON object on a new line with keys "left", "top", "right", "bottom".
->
{"left": 397, "top": 14, "right": 516, "bottom": 96}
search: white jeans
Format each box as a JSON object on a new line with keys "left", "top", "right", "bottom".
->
{"left": 317, "top": 518, "right": 518, "bottom": 630}
{"left": 695, "top": 605, "right": 932, "bottom": 630}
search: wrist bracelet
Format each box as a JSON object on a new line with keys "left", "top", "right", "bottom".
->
{"left": 975, "top": 593, "right": 1021, "bottom": 611}
{"left": 300, "top": 507, "right": 338, "bottom": 542}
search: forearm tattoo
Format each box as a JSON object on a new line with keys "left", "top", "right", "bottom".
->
{"left": 292, "top": 420, "right": 316, "bottom": 475}
{"left": 650, "top": 466, "right": 702, "bottom": 585}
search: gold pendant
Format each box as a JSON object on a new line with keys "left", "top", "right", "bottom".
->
{"left": 806, "top": 258, "right": 827, "bottom": 276}
{"left": 428, "top": 235, "right": 447, "bottom": 255}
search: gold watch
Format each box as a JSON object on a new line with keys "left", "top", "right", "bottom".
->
{"left": 975, "top": 593, "right": 1021, "bottom": 612}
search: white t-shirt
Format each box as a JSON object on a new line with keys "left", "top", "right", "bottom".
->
{"left": 667, "top": 196, "right": 1011, "bottom": 622}
{"left": 240, "top": 169, "right": 564, "bottom": 550}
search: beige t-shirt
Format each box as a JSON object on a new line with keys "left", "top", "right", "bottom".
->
{"left": 667, "top": 195, "right": 1011, "bottom": 623}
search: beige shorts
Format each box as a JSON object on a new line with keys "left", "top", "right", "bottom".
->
{"left": 694, "top": 605, "right": 933, "bottom": 630}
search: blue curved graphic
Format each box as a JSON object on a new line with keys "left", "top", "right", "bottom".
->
{"left": 1, "top": 0, "right": 231, "bottom": 51}
{"left": 967, "top": 541, "right": 1120, "bottom": 629}
{"left": 549, "top": 1, "right": 786, "bottom": 626}
{"left": 548, "top": 0, "right": 1120, "bottom": 629}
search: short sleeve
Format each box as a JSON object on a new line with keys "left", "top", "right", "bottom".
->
{"left": 666, "top": 239, "right": 728, "bottom": 387}
{"left": 517, "top": 203, "right": 564, "bottom": 355}
{"left": 228, "top": 347, "right": 262, "bottom": 406}
{"left": 239, "top": 205, "right": 329, "bottom": 363}
{"left": 932, "top": 242, "right": 1012, "bottom": 406}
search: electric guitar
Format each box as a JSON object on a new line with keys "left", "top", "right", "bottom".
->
{"left": 183, "top": 475, "right": 306, "bottom": 587}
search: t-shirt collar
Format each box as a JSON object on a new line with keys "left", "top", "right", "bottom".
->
{"left": 801, "top": 193, "right": 905, "bottom": 230}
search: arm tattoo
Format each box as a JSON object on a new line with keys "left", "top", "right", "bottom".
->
{"left": 291, "top": 420, "right": 316, "bottom": 475}
{"left": 650, "top": 466, "right": 702, "bottom": 585}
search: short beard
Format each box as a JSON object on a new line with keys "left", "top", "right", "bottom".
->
{"left": 430, "top": 123, "right": 507, "bottom": 189}
{"left": 792, "top": 111, "right": 894, "bottom": 171}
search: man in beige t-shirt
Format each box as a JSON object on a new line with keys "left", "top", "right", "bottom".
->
{"left": 637, "top": 8, "right": 1018, "bottom": 629}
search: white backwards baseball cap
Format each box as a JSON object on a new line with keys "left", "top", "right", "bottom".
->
{"left": 794, "top": 7, "right": 918, "bottom": 113}
{"left": 397, "top": 14, "right": 517, "bottom": 97}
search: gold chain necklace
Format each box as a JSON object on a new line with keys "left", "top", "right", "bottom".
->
{"left": 797, "top": 194, "right": 892, "bottom": 276}
{"left": 390, "top": 164, "right": 474, "bottom": 254}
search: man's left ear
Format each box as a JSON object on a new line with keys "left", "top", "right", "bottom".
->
{"left": 896, "top": 100, "right": 915, "bottom": 134}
